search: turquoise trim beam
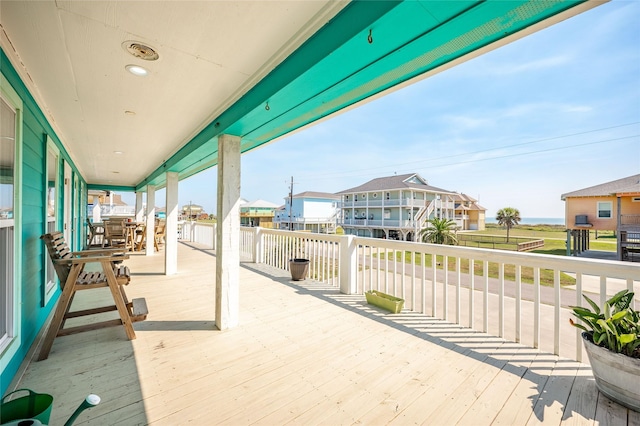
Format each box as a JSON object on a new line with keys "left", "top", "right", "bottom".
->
{"left": 137, "top": 0, "right": 589, "bottom": 191}
{"left": 87, "top": 184, "right": 137, "bottom": 192}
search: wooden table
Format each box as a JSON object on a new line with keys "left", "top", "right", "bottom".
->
{"left": 124, "top": 222, "right": 144, "bottom": 251}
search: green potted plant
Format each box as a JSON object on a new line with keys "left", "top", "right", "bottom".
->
{"left": 570, "top": 289, "right": 640, "bottom": 411}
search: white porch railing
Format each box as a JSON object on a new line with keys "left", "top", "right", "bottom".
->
{"left": 181, "top": 225, "right": 639, "bottom": 364}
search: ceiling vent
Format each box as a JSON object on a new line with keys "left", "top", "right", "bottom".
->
{"left": 122, "top": 41, "right": 159, "bottom": 61}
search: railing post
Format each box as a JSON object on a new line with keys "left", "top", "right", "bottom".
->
{"left": 339, "top": 235, "right": 357, "bottom": 294}
{"left": 254, "top": 227, "right": 263, "bottom": 264}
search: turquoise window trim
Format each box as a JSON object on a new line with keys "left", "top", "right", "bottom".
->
{"left": 0, "top": 73, "right": 23, "bottom": 369}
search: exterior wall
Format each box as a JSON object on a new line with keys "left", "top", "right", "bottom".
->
{"left": 1, "top": 48, "right": 86, "bottom": 395}
{"left": 304, "top": 200, "right": 337, "bottom": 218}
{"left": 565, "top": 196, "right": 621, "bottom": 230}
{"left": 274, "top": 197, "right": 338, "bottom": 232}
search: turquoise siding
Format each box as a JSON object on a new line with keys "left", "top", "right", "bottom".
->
{"left": 1, "top": 47, "right": 86, "bottom": 396}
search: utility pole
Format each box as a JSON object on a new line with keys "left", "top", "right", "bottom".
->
{"left": 288, "top": 176, "right": 294, "bottom": 231}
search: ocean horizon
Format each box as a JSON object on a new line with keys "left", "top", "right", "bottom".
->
{"left": 486, "top": 217, "right": 565, "bottom": 225}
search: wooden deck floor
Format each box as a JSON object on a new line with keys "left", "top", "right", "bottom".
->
{"left": 10, "top": 243, "right": 639, "bottom": 425}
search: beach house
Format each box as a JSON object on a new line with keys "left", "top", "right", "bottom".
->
{"left": 562, "top": 174, "right": 640, "bottom": 261}
{"left": 240, "top": 199, "right": 279, "bottom": 228}
{"left": 452, "top": 193, "right": 487, "bottom": 231}
{"left": 273, "top": 192, "right": 340, "bottom": 233}
{"left": 2, "top": 1, "right": 637, "bottom": 423}
{"left": 338, "top": 173, "right": 457, "bottom": 241}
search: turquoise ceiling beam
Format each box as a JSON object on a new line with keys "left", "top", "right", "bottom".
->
{"left": 87, "top": 184, "right": 137, "bottom": 192}
{"left": 137, "top": 0, "right": 591, "bottom": 191}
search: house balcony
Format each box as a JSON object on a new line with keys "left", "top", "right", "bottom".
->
{"left": 11, "top": 226, "right": 639, "bottom": 424}
{"left": 342, "top": 219, "right": 413, "bottom": 228}
{"left": 240, "top": 211, "right": 275, "bottom": 218}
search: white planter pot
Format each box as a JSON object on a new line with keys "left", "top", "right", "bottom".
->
{"left": 582, "top": 332, "right": 640, "bottom": 411}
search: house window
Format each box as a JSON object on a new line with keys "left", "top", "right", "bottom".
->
{"left": 597, "top": 202, "right": 612, "bottom": 219}
{"left": 0, "top": 78, "right": 22, "bottom": 356}
{"left": 44, "top": 140, "right": 59, "bottom": 305}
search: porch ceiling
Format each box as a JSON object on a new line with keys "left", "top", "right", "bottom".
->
{"left": 0, "top": 0, "right": 603, "bottom": 191}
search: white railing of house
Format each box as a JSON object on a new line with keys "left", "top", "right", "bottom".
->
{"left": 181, "top": 221, "right": 216, "bottom": 249}
{"left": 179, "top": 225, "right": 639, "bottom": 363}
{"left": 95, "top": 205, "right": 136, "bottom": 217}
{"left": 231, "top": 227, "right": 639, "bottom": 364}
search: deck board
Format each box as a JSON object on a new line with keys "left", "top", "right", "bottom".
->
{"left": 8, "top": 243, "right": 635, "bottom": 425}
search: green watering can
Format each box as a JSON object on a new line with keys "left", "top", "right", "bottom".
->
{"left": 1, "top": 389, "right": 100, "bottom": 426}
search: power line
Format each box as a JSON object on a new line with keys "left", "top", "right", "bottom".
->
{"left": 295, "top": 125, "right": 639, "bottom": 183}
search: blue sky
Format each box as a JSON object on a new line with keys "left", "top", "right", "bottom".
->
{"left": 126, "top": 0, "right": 640, "bottom": 220}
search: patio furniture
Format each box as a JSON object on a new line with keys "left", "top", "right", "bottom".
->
{"left": 154, "top": 220, "right": 166, "bottom": 251}
{"left": 39, "top": 232, "right": 148, "bottom": 360}
{"left": 103, "top": 218, "right": 128, "bottom": 248}
{"left": 86, "top": 218, "right": 105, "bottom": 247}
{"left": 133, "top": 223, "right": 146, "bottom": 251}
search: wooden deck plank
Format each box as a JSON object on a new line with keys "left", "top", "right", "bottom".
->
{"left": 527, "top": 358, "right": 579, "bottom": 425}
{"left": 560, "top": 366, "right": 598, "bottom": 426}
{"left": 594, "top": 393, "right": 630, "bottom": 426}
{"left": 8, "top": 243, "right": 634, "bottom": 426}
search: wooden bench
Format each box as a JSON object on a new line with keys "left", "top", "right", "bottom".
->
{"left": 39, "top": 232, "right": 149, "bottom": 360}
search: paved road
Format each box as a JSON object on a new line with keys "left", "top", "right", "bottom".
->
{"left": 365, "top": 250, "right": 639, "bottom": 309}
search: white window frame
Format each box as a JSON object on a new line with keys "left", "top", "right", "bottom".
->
{"left": 0, "top": 74, "right": 23, "bottom": 359}
{"left": 43, "top": 138, "right": 59, "bottom": 306}
{"left": 597, "top": 201, "right": 612, "bottom": 219}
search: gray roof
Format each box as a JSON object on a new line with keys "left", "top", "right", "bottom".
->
{"left": 337, "top": 173, "right": 453, "bottom": 194}
{"left": 561, "top": 174, "right": 640, "bottom": 199}
{"left": 241, "top": 199, "right": 279, "bottom": 208}
{"left": 291, "top": 191, "right": 341, "bottom": 200}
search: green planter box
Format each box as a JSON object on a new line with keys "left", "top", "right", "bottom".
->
{"left": 365, "top": 290, "right": 404, "bottom": 314}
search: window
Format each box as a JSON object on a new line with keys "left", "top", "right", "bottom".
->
{"left": 0, "top": 76, "right": 22, "bottom": 356}
{"left": 597, "top": 201, "right": 612, "bottom": 219}
{"left": 43, "top": 140, "right": 59, "bottom": 305}
{"left": 1, "top": 96, "right": 16, "bottom": 351}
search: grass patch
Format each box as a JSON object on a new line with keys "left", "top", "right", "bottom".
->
{"left": 379, "top": 251, "right": 575, "bottom": 287}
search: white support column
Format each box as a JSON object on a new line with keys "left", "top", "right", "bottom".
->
{"left": 146, "top": 185, "right": 156, "bottom": 256}
{"left": 340, "top": 234, "right": 357, "bottom": 294}
{"left": 216, "top": 134, "right": 241, "bottom": 330}
{"left": 135, "top": 191, "right": 144, "bottom": 222}
{"left": 165, "top": 172, "right": 179, "bottom": 275}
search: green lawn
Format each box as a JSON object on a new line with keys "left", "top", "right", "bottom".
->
{"left": 373, "top": 225, "right": 618, "bottom": 287}
{"left": 378, "top": 251, "right": 575, "bottom": 287}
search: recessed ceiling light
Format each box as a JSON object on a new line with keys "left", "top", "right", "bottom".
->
{"left": 125, "top": 64, "right": 148, "bottom": 76}
{"left": 114, "top": 151, "right": 124, "bottom": 155}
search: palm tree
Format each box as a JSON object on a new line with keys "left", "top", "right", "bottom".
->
{"left": 496, "top": 207, "right": 521, "bottom": 242}
{"left": 420, "top": 217, "right": 458, "bottom": 245}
